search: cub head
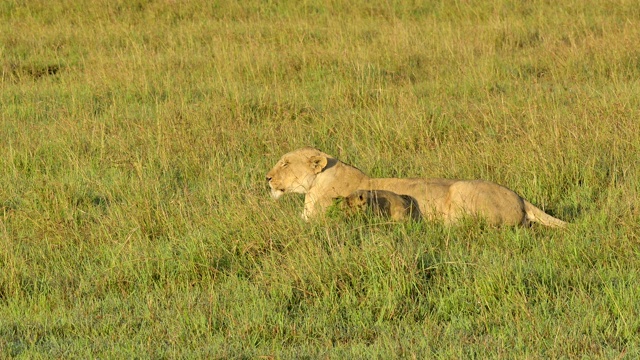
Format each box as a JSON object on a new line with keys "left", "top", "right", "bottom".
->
{"left": 343, "top": 190, "right": 369, "bottom": 211}
{"left": 266, "top": 147, "right": 329, "bottom": 199}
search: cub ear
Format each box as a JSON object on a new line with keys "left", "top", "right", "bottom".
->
{"left": 308, "top": 155, "right": 328, "bottom": 174}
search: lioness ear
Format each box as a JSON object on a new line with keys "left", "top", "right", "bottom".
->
{"left": 308, "top": 155, "right": 328, "bottom": 174}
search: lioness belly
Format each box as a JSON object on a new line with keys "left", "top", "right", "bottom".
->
{"left": 446, "top": 180, "right": 527, "bottom": 225}
{"left": 364, "top": 178, "right": 454, "bottom": 219}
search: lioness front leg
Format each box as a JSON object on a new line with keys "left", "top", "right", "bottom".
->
{"left": 302, "top": 194, "right": 333, "bottom": 221}
{"left": 301, "top": 204, "right": 314, "bottom": 221}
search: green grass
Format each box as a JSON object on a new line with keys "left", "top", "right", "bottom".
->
{"left": 2, "top": 0, "right": 640, "bottom": 357}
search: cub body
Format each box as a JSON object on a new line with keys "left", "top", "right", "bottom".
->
{"left": 343, "top": 190, "right": 421, "bottom": 221}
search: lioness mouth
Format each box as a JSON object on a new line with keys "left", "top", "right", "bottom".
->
{"left": 270, "top": 188, "right": 285, "bottom": 199}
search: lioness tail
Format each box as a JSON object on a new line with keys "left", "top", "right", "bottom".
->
{"left": 524, "top": 201, "right": 567, "bottom": 228}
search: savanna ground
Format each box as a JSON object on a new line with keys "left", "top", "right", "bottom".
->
{"left": 1, "top": 0, "right": 640, "bottom": 358}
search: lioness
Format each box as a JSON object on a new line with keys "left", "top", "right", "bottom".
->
{"left": 266, "top": 147, "right": 567, "bottom": 227}
{"left": 342, "top": 190, "right": 421, "bottom": 221}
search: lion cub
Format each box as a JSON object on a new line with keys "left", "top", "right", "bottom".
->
{"left": 342, "top": 190, "right": 421, "bottom": 221}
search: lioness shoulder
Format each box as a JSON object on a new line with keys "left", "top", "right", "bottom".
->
{"left": 342, "top": 190, "right": 421, "bottom": 221}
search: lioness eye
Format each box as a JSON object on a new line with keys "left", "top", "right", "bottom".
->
{"left": 282, "top": 162, "right": 288, "bottom": 167}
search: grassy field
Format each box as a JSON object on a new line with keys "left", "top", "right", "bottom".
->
{"left": 2, "top": 0, "right": 640, "bottom": 357}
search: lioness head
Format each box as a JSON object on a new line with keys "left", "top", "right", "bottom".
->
{"left": 266, "top": 147, "right": 329, "bottom": 199}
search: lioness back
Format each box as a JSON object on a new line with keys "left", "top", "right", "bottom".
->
{"left": 344, "top": 190, "right": 421, "bottom": 221}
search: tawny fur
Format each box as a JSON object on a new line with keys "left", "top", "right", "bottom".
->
{"left": 342, "top": 190, "right": 422, "bottom": 221}
{"left": 266, "top": 147, "right": 567, "bottom": 227}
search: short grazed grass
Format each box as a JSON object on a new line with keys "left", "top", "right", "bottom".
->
{"left": 1, "top": 0, "right": 640, "bottom": 357}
